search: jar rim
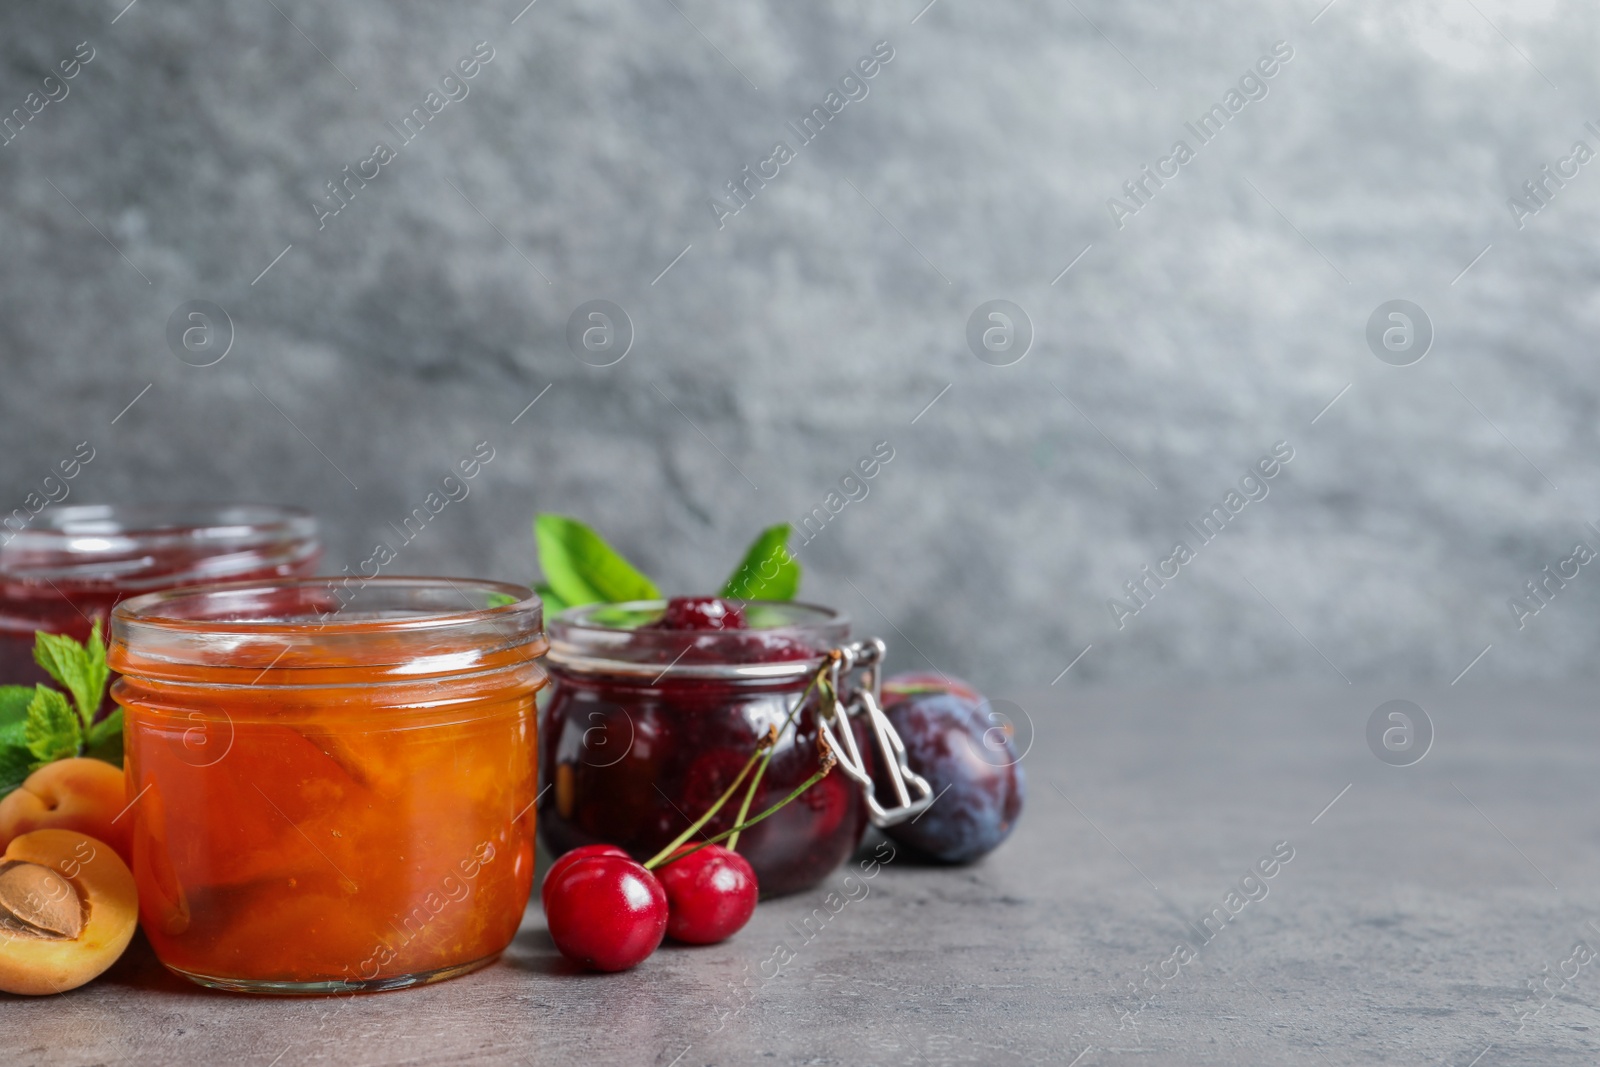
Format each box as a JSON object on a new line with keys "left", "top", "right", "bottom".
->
{"left": 110, "top": 577, "right": 547, "bottom": 680}
{"left": 1, "top": 503, "right": 320, "bottom": 588}
{"left": 113, "top": 575, "right": 540, "bottom": 635}
{"left": 546, "top": 599, "right": 848, "bottom": 679}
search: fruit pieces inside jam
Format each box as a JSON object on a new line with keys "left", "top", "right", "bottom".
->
{"left": 643, "top": 597, "right": 815, "bottom": 666}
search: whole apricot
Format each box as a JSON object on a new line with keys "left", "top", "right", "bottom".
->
{"left": 0, "top": 759, "right": 131, "bottom": 866}
{"left": 0, "top": 829, "right": 138, "bottom": 995}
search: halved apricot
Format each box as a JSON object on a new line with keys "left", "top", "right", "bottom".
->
{"left": 0, "top": 829, "right": 137, "bottom": 995}
{"left": 0, "top": 759, "right": 131, "bottom": 866}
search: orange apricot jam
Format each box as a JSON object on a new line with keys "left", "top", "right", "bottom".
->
{"left": 108, "top": 577, "right": 547, "bottom": 994}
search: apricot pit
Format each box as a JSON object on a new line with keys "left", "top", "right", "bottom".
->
{"left": 0, "top": 829, "right": 137, "bottom": 996}
{"left": 0, "top": 860, "right": 84, "bottom": 940}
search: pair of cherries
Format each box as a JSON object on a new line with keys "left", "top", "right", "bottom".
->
{"left": 542, "top": 842, "right": 758, "bottom": 971}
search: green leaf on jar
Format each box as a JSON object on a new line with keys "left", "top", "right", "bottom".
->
{"left": 586, "top": 604, "right": 663, "bottom": 629}
{"left": 720, "top": 523, "right": 801, "bottom": 602}
{"left": 534, "top": 514, "right": 660, "bottom": 608}
{"left": 533, "top": 583, "right": 569, "bottom": 615}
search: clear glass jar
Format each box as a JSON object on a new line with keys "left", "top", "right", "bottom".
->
{"left": 538, "top": 601, "right": 875, "bottom": 897}
{"left": 0, "top": 504, "right": 321, "bottom": 688}
{"left": 108, "top": 577, "right": 547, "bottom": 994}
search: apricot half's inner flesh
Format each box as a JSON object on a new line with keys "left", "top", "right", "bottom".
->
{"left": 0, "top": 829, "right": 137, "bottom": 995}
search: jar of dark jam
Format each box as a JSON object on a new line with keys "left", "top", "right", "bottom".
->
{"left": 0, "top": 504, "right": 321, "bottom": 688}
{"left": 538, "top": 601, "right": 888, "bottom": 897}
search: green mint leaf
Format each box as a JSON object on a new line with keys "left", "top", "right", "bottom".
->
{"left": 32, "top": 620, "right": 109, "bottom": 729}
{"left": 24, "top": 685, "right": 80, "bottom": 764}
{"left": 0, "top": 744, "right": 33, "bottom": 797}
{"left": 534, "top": 514, "right": 660, "bottom": 607}
{"left": 84, "top": 619, "right": 110, "bottom": 712}
{"left": 0, "top": 685, "right": 34, "bottom": 729}
{"left": 720, "top": 523, "right": 801, "bottom": 602}
{"left": 0, "top": 718, "right": 26, "bottom": 749}
{"left": 32, "top": 630, "right": 78, "bottom": 688}
{"left": 534, "top": 582, "right": 569, "bottom": 615}
{"left": 85, "top": 708, "right": 124, "bottom": 765}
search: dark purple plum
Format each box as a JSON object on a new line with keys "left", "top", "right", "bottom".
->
{"left": 877, "top": 676, "right": 1024, "bottom": 863}
{"left": 882, "top": 671, "right": 985, "bottom": 706}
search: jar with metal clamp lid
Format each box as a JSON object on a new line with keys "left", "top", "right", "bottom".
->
{"left": 538, "top": 601, "right": 932, "bottom": 897}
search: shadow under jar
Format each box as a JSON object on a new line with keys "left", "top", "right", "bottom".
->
{"left": 538, "top": 601, "right": 875, "bottom": 898}
{"left": 0, "top": 503, "right": 321, "bottom": 688}
{"left": 109, "top": 577, "right": 547, "bottom": 995}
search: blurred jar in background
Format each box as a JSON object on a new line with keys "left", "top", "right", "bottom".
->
{"left": 0, "top": 504, "right": 321, "bottom": 686}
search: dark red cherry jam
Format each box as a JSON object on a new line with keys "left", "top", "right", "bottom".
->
{"left": 538, "top": 600, "right": 873, "bottom": 897}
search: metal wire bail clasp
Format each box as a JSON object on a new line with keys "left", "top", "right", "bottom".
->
{"left": 815, "top": 638, "right": 935, "bottom": 827}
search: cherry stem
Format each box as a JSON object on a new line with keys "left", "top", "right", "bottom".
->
{"left": 725, "top": 758, "right": 768, "bottom": 855}
{"left": 652, "top": 753, "right": 837, "bottom": 869}
{"left": 728, "top": 657, "right": 835, "bottom": 852}
{"left": 642, "top": 730, "right": 774, "bottom": 869}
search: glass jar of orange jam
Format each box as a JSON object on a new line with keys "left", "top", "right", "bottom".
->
{"left": 108, "top": 577, "right": 547, "bottom": 994}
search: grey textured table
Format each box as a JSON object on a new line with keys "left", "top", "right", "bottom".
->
{"left": 10, "top": 685, "right": 1596, "bottom": 1066}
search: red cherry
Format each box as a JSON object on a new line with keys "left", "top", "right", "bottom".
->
{"left": 544, "top": 855, "right": 668, "bottom": 972}
{"left": 656, "top": 844, "right": 759, "bottom": 945}
{"left": 541, "top": 844, "right": 628, "bottom": 911}
{"left": 654, "top": 596, "right": 747, "bottom": 630}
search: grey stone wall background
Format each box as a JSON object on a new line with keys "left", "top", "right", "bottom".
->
{"left": 2, "top": 0, "right": 1598, "bottom": 698}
